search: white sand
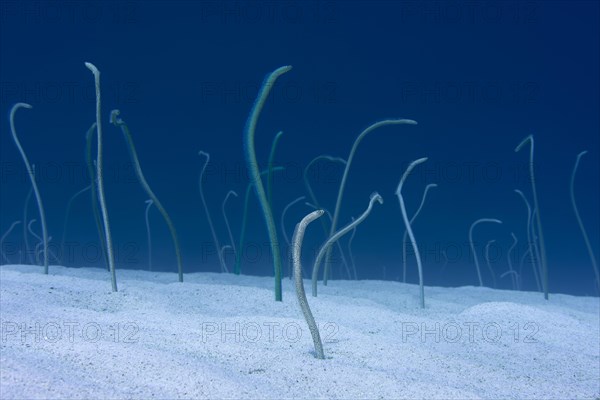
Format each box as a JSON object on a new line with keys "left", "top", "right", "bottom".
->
{"left": 1, "top": 264, "right": 598, "bottom": 399}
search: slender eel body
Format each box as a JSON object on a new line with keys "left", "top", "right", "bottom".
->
{"left": 292, "top": 209, "right": 325, "bottom": 359}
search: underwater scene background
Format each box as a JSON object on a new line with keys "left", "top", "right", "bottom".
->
{"left": 1, "top": 1, "right": 598, "bottom": 296}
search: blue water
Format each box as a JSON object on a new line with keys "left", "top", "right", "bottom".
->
{"left": 0, "top": 1, "right": 598, "bottom": 296}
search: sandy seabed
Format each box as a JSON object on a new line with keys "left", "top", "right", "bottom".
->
{"left": 1, "top": 264, "right": 598, "bottom": 399}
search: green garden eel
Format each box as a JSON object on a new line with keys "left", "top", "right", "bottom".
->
{"left": 312, "top": 192, "right": 384, "bottom": 297}
{"left": 292, "top": 209, "right": 325, "bottom": 359}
